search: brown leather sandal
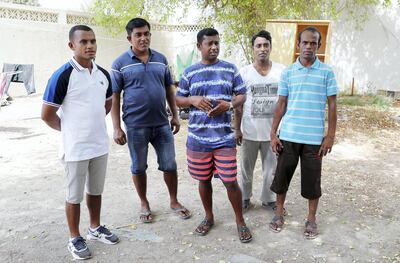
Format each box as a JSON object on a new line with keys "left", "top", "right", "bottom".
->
{"left": 269, "top": 215, "right": 284, "bottom": 233}
{"left": 194, "top": 218, "right": 214, "bottom": 236}
{"left": 237, "top": 225, "right": 252, "bottom": 243}
{"left": 304, "top": 220, "right": 318, "bottom": 239}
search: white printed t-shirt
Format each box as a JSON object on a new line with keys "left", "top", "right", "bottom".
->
{"left": 239, "top": 62, "right": 285, "bottom": 141}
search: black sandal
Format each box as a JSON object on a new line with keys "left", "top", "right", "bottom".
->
{"left": 304, "top": 220, "right": 318, "bottom": 239}
{"left": 194, "top": 218, "right": 214, "bottom": 236}
{"left": 269, "top": 215, "right": 284, "bottom": 233}
{"left": 237, "top": 225, "right": 252, "bottom": 243}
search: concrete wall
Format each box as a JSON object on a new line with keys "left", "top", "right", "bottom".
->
{"left": 0, "top": 2, "right": 199, "bottom": 96}
{"left": 0, "top": 4, "right": 125, "bottom": 95}
{"left": 3, "top": 2, "right": 398, "bottom": 96}
{"left": 0, "top": 20, "right": 126, "bottom": 96}
{"left": 264, "top": 5, "right": 400, "bottom": 93}
{"left": 329, "top": 4, "right": 400, "bottom": 93}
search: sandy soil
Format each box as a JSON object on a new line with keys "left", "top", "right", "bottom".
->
{"left": 0, "top": 95, "right": 399, "bottom": 263}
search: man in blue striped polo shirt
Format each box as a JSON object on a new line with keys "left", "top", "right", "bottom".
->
{"left": 269, "top": 27, "right": 338, "bottom": 239}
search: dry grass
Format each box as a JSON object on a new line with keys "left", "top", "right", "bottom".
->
{"left": 335, "top": 98, "right": 400, "bottom": 146}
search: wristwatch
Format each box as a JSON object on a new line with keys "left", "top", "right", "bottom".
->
{"left": 229, "top": 101, "right": 234, "bottom": 110}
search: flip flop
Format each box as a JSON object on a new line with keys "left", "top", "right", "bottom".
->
{"left": 304, "top": 220, "right": 318, "bottom": 239}
{"left": 140, "top": 210, "right": 153, "bottom": 223}
{"left": 237, "top": 225, "right": 252, "bottom": 243}
{"left": 269, "top": 215, "right": 284, "bottom": 233}
{"left": 194, "top": 218, "right": 214, "bottom": 236}
{"left": 171, "top": 206, "right": 191, "bottom": 220}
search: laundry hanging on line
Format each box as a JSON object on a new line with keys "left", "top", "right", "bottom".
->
{"left": 2, "top": 63, "right": 36, "bottom": 95}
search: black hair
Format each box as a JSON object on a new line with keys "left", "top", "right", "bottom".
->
{"left": 298, "top": 26, "right": 322, "bottom": 45}
{"left": 69, "top": 25, "right": 93, "bottom": 41}
{"left": 251, "top": 30, "right": 272, "bottom": 47}
{"left": 126, "top": 18, "right": 151, "bottom": 35}
{"left": 197, "top": 28, "right": 219, "bottom": 44}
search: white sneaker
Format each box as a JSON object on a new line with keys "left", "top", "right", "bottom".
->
{"left": 87, "top": 225, "right": 119, "bottom": 245}
{"left": 67, "top": 236, "right": 91, "bottom": 260}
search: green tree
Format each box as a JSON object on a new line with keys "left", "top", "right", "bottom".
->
{"left": 91, "top": 0, "right": 182, "bottom": 35}
{"left": 91, "top": 0, "right": 395, "bottom": 63}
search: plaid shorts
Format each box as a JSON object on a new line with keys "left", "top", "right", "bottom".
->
{"left": 186, "top": 147, "right": 237, "bottom": 183}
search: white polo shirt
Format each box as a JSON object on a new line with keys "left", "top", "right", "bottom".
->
{"left": 43, "top": 58, "right": 113, "bottom": 162}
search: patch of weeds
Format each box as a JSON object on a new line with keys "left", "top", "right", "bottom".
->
{"left": 339, "top": 95, "right": 393, "bottom": 109}
{"left": 371, "top": 95, "right": 392, "bottom": 109}
{"left": 339, "top": 95, "right": 365, "bottom": 106}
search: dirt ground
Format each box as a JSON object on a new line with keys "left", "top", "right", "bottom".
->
{"left": 0, "top": 95, "right": 399, "bottom": 263}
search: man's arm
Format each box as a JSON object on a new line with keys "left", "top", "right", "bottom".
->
{"left": 232, "top": 94, "right": 246, "bottom": 108}
{"left": 233, "top": 94, "right": 246, "bottom": 145}
{"left": 41, "top": 104, "right": 61, "bottom": 131}
{"left": 318, "top": 95, "right": 337, "bottom": 157}
{"left": 176, "top": 68, "right": 213, "bottom": 113}
{"left": 270, "top": 95, "right": 288, "bottom": 154}
{"left": 207, "top": 94, "right": 246, "bottom": 118}
{"left": 110, "top": 92, "right": 126, "bottom": 145}
{"left": 176, "top": 96, "right": 213, "bottom": 112}
{"left": 105, "top": 99, "right": 112, "bottom": 115}
{"left": 166, "top": 85, "right": 180, "bottom": 134}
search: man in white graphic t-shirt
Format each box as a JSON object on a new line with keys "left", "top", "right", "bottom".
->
{"left": 236, "top": 30, "right": 285, "bottom": 213}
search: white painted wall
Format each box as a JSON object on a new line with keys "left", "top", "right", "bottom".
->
{"left": 3, "top": 2, "right": 398, "bottom": 96}
{"left": 0, "top": 13, "right": 126, "bottom": 95}
{"left": 329, "top": 4, "right": 400, "bottom": 92}
{"left": 0, "top": 3, "right": 199, "bottom": 97}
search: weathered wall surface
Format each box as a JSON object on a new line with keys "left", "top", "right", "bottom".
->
{"left": 264, "top": 5, "right": 400, "bottom": 93}
{"left": 330, "top": 4, "right": 400, "bottom": 92}
{"left": 0, "top": 2, "right": 199, "bottom": 96}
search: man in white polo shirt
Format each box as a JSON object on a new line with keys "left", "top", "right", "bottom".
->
{"left": 41, "top": 25, "right": 119, "bottom": 260}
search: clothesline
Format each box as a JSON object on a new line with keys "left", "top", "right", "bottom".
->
{"left": 3, "top": 71, "right": 23, "bottom": 76}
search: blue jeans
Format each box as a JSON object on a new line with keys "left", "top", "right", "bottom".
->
{"left": 126, "top": 124, "right": 177, "bottom": 175}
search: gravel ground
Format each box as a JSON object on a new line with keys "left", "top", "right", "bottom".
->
{"left": 0, "top": 95, "right": 399, "bottom": 263}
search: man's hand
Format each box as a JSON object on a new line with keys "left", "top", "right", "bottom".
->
{"left": 235, "top": 129, "right": 243, "bottom": 146}
{"left": 271, "top": 133, "right": 282, "bottom": 154}
{"left": 208, "top": 100, "right": 229, "bottom": 117}
{"left": 190, "top": 96, "right": 213, "bottom": 112}
{"left": 170, "top": 117, "right": 180, "bottom": 135}
{"left": 318, "top": 136, "right": 334, "bottom": 157}
{"left": 113, "top": 127, "right": 127, "bottom": 145}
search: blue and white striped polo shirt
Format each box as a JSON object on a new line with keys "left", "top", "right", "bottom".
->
{"left": 278, "top": 58, "right": 338, "bottom": 145}
{"left": 110, "top": 48, "right": 173, "bottom": 128}
{"left": 177, "top": 60, "right": 246, "bottom": 151}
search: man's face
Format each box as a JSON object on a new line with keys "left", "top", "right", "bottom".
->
{"left": 69, "top": 30, "right": 97, "bottom": 60}
{"left": 297, "top": 30, "right": 320, "bottom": 61}
{"left": 198, "top": 35, "right": 220, "bottom": 62}
{"left": 128, "top": 26, "right": 151, "bottom": 53}
{"left": 253, "top": 37, "right": 271, "bottom": 62}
